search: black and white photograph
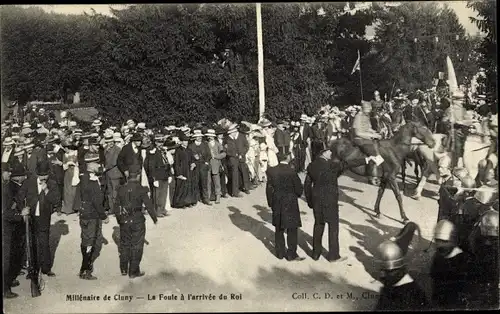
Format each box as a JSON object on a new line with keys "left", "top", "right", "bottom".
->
{"left": 1, "top": 1, "right": 498, "bottom": 312}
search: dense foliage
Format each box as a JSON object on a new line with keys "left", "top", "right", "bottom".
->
{"left": 467, "top": 0, "right": 497, "bottom": 97}
{"left": 0, "top": 3, "right": 486, "bottom": 125}
{"left": 367, "top": 2, "right": 480, "bottom": 96}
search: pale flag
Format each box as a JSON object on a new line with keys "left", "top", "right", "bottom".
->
{"left": 446, "top": 56, "right": 458, "bottom": 95}
{"left": 351, "top": 50, "right": 361, "bottom": 75}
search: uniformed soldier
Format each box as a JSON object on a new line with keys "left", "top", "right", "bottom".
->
{"left": 2, "top": 163, "right": 28, "bottom": 298}
{"left": 467, "top": 210, "right": 499, "bottom": 309}
{"left": 114, "top": 165, "right": 158, "bottom": 278}
{"left": 374, "top": 222, "right": 430, "bottom": 311}
{"left": 430, "top": 219, "right": 472, "bottom": 309}
{"left": 78, "top": 153, "right": 109, "bottom": 280}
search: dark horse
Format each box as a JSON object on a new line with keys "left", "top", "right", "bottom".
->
{"left": 329, "top": 121, "right": 436, "bottom": 223}
{"left": 390, "top": 108, "right": 426, "bottom": 188}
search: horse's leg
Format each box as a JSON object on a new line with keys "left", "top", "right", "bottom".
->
{"left": 411, "top": 164, "right": 432, "bottom": 200}
{"left": 373, "top": 180, "right": 387, "bottom": 219}
{"left": 388, "top": 177, "right": 409, "bottom": 223}
{"left": 401, "top": 159, "right": 407, "bottom": 191}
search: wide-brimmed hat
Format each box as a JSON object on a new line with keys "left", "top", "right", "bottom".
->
{"left": 24, "top": 143, "right": 34, "bottom": 151}
{"left": 227, "top": 123, "right": 239, "bottom": 134}
{"left": 163, "top": 139, "right": 178, "bottom": 150}
{"left": 104, "top": 134, "right": 114, "bottom": 143}
{"left": 191, "top": 129, "right": 203, "bottom": 138}
{"left": 204, "top": 129, "right": 216, "bottom": 137}
{"left": 239, "top": 124, "right": 251, "bottom": 134}
{"left": 126, "top": 119, "right": 135, "bottom": 127}
{"left": 113, "top": 132, "right": 122, "bottom": 140}
{"left": 300, "top": 114, "right": 308, "bottom": 121}
{"left": 3, "top": 137, "right": 14, "bottom": 146}
{"left": 136, "top": 122, "right": 146, "bottom": 130}
{"left": 92, "top": 119, "right": 102, "bottom": 127}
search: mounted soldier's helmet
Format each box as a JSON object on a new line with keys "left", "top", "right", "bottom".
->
{"left": 474, "top": 186, "right": 498, "bottom": 205}
{"left": 375, "top": 222, "right": 421, "bottom": 270}
{"left": 479, "top": 210, "right": 499, "bottom": 237}
{"left": 434, "top": 219, "right": 458, "bottom": 243}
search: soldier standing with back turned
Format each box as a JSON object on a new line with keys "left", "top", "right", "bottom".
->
{"left": 114, "top": 165, "right": 158, "bottom": 278}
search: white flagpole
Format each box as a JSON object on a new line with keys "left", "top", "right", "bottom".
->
{"left": 358, "top": 50, "right": 363, "bottom": 101}
{"left": 256, "top": 3, "right": 266, "bottom": 119}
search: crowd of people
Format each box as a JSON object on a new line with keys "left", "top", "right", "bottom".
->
{"left": 1, "top": 87, "right": 498, "bottom": 310}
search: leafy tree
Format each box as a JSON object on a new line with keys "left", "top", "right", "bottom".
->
{"left": 467, "top": 0, "right": 497, "bottom": 96}
{"left": 262, "top": 3, "right": 375, "bottom": 118}
{"left": 368, "top": 2, "right": 479, "bottom": 96}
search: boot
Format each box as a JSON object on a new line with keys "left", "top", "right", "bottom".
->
{"left": 215, "top": 195, "right": 221, "bottom": 204}
{"left": 129, "top": 271, "right": 145, "bottom": 279}
{"left": 79, "top": 246, "right": 93, "bottom": 278}
{"left": 80, "top": 271, "right": 97, "bottom": 280}
{"left": 3, "top": 289, "right": 18, "bottom": 299}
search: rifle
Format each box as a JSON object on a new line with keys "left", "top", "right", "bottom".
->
{"left": 24, "top": 214, "right": 41, "bottom": 297}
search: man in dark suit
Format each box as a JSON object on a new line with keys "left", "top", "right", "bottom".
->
{"left": 305, "top": 148, "right": 373, "bottom": 261}
{"left": 274, "top": 120, "right": 288, "bottom": 155}
{"left": 266, "top": 152, "right": 305, "bottom": 261}
{"left": 225, "top": 124, "right": 241, "bottom": 197}
{"left": 117, "top": 132, "right": 143, "bottom": 180}
{"left": 18, "top": 160, "right": 61, "bottom": 277}
{"left": 235, "top": 124, "right": 251, "bottom": 194}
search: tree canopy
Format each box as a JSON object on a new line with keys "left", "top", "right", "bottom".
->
{"left": 0, "top": 3, "right": 487, "bottom": 125}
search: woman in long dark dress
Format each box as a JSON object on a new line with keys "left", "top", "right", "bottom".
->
{"left": 172, "top": 134, "right": 195, "bottom": 208}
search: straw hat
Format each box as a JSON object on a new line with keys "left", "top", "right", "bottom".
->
{"left": 3, "top": 137, "right": 14, "bottom": 146}
{"left": 227, "top": 123, "right": 239, "bottom": 134}
{"left": 205, "top": 129, "right": 216, "bottom": 137}
{"left": 191, "top": 129, "right": 203, "bottom": 138}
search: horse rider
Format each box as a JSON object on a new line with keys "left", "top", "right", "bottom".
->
{"left": 403, "top": 94, "right": 428, "bottom": 127}
{"left": 352, "top": 101, "right": 384, "bottom": 178}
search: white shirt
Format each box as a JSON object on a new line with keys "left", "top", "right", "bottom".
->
{"left": 35, "top": 178, "right": 46, "bottom": 216}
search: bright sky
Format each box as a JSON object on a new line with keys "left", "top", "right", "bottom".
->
{"left": 21, "top": 2, "right": 481, "bottom": 35}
